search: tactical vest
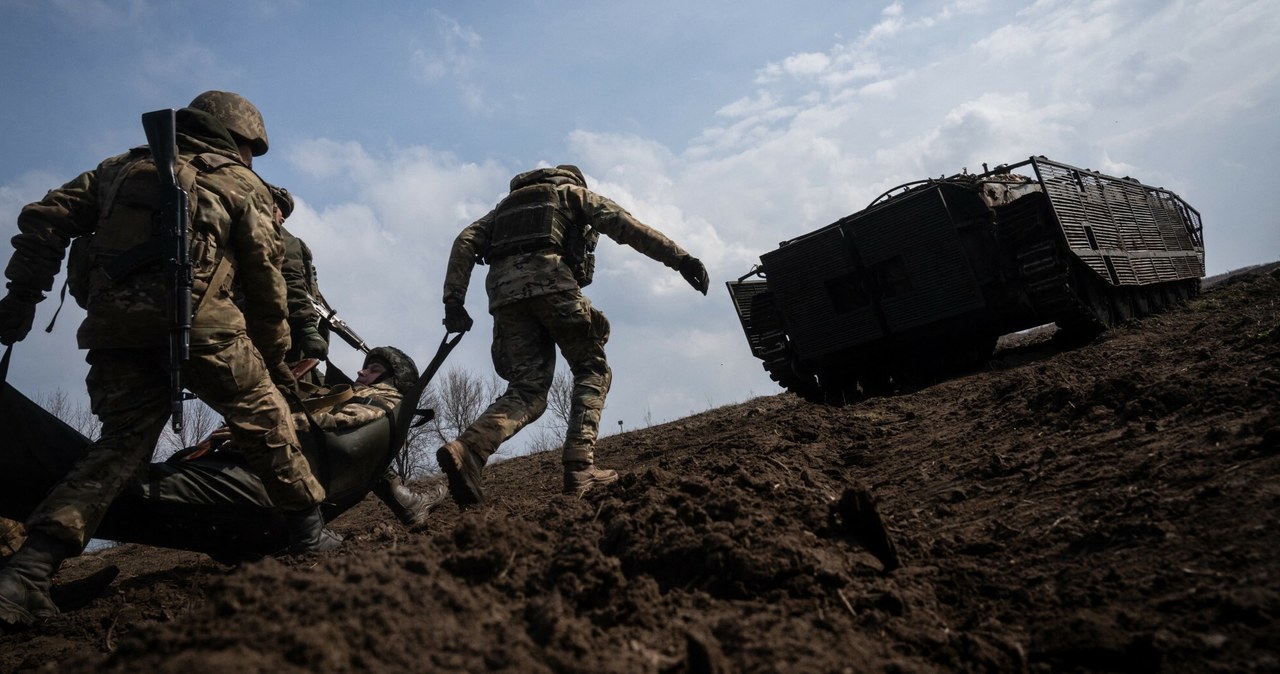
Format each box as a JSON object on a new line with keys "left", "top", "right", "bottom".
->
{"left": 486, "top": 183, "right": 600, "bottom": 287}
{"left": 65, "top": 149, "right": 234, "bottom": 308}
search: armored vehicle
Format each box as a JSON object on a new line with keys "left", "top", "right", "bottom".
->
{"left": 727, "top": 156, "right": 1204, "bottom": 402}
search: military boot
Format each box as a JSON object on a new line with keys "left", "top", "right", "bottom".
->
{"left": 0, "top": 533, "right": 71, "bottom": 628}
{"left": 373, "top": 476, "right": 447, "bottom": 529}
{"left": 564, "top": 462, "right": 619, "bottom": 496}
{"left": 284, "top": 506, "right": 344, "bottom": 555}
{"left": 437, "top": 440, "right": 486, "bottom": 507}
{"left": 0, "top": 517, "right": 26, "bottom": 560}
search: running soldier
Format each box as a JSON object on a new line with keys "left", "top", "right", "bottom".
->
{"left": 436, "top": 164, "right": 709, "bottom": 505}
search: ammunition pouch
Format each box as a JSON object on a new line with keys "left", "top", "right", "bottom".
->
{"left": 486, "top": 183, "right": 570, "bottom": 259}
{"left": 564, "top": 224, "right": 598, "bottom": 288}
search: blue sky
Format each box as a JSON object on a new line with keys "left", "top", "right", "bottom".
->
{"left": 2, "top": 0, "right": 1277, "bottom": 454}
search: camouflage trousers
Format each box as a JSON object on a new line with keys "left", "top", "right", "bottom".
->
{"left": 459, "top": 290, "right": 611, "bottom": 465}
{"left": 26, "top": 335, "right": 324, "bottom": 551}
{"left": 0, "top": 516, "right": 25, "bottom": 557}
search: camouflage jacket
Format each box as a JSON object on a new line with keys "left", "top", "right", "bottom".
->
{"left": 443, "top": 174, "right": 690, "bottom": 310}
{"left": 4, "top": 108, "right": 289, "bottom": 362}
{"left": 281, "top": 226, "right": 324, "bottom": 338}
{"left": 296, "top": 380, "right": 400, "bottom": 431}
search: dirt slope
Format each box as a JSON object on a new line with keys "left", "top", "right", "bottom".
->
{"left": 2, "top": 265, "right": 1278, "bottom": 674}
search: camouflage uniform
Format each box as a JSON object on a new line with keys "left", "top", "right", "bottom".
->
{"left": 441, "top": 166, "right": 701, "bottom": 473}
{"left": 0, "top": 517, "right": 24, "bottom": 558}
{"left": 297, "top": 380, "right": 400, "bottom": 432}
{"left": 1, "top": 106, "right": 323, "bottom": 551}
{"left": 317, "top": 346, "right": 446, "bottom": 528}
{"left": 280, "top": 225, "right": 329, "bottom": 365}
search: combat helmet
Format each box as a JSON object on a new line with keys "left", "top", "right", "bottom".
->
{"left": 509, "top": 164, "right": 587, "bottom": 192}
{"left": 555, "top": 164, "right": 586, "bottom": 187}
{"left": 188, "top": 90, "right": 269, "bottom": 156}
{"left": 363, "top": 346, "right": 419, "bottom": 394}
{"left": 268, "top": 184, "right": 294, "bottom": 219}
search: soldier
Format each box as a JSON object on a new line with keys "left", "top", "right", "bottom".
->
{"left": 436, "top": 164, "right": 709, "bottom": 505}
{"left": 267, "top": 186, "right": 329, "bottom": 370}
{"left": 299, "top": 346, "right": 448, "bottom": 529}
{"left": 0, "top": 91, "right": 338, "bottom": 628}
{"left": 263, "top": 188, "right": 441, "bottom": 527}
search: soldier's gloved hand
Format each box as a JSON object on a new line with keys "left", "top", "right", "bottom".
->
{"left": 297, "top": 324, "right": 329, "bottom": 359}
{"left": 443, "top": 301, "right": 474, "bottom": 333}
{"left": 678, "top": 255, "right": 710, "bottom": 295}
{"left": 0, "top": 284, "right": 42, "bottom": 346}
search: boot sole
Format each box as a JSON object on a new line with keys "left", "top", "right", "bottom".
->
{"left": 437, "top": 445, "right": 485, "bottom": 506}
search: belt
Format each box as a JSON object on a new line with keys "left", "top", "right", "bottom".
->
{"left": 487, "top": 241, "right": 559, "bottom": 261}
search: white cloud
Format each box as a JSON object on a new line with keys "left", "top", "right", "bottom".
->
{"left": 717, "top": 91, "right": 781, "bottom": 119}
{"left": 409, "top": 10, "right": 492, "bottom": 114}
{"left": 857, "top": 78, "right": 898, "bottom": 98}
{"left": 7, "top": 0, "right": 1277, "bottom": 455}
{"left": 412, "top": 10, "right": 482, "bottom": 81}
{"left": 756, "top": 50, "right": 841, "bottom": 84}
{"left": 867, "top": 2, "right": 906, "bottom": 41}
{"left": 940, "top": 0, "right": 992, "bottom": 19}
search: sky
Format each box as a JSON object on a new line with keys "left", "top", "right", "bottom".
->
{"left": 1, "top": 0, "right": 1277, "bottom": 456}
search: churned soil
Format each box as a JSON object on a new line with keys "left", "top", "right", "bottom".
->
{"left": 2, "top": 264, "right": 1278, "bottom": 673}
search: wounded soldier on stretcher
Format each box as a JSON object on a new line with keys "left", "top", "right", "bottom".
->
{"left": 0, "top": 347, "right": 444, "bottom": 566}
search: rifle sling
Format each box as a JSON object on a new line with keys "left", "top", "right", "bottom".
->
{"left": 190, "top": 255, "right": 234, "bottom": 321}
{"left": 300, "top": 384, "right": 356, "bottom": 414}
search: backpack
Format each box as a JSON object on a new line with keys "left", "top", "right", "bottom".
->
{"left": 64, "top": 149, "right": 232, "bottom": 309}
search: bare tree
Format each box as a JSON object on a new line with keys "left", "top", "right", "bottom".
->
{"left": 523, "top": 370, "right": 576, "bottom": 454}
{"left": 37, "top": 389, "right": 100, "bottom": 439}
{"left": 393, "top": 365, "right": 583, "bottom": 474}
{"left": 155, "top": 400, "right": 223, "bottom": 460}
{"left": 395, "top": 366, "right": 503, "bottom": 478}
{"left": 522, "top": 423, "right": 565, "bottom": 455}
{"left": 393, "top": 387, "right": 439, "bottom": 479}
{"left": 428, "top": 366, "right": 503, "bottom": 443}
{"left": 546, "top": 370, "right": 574, "bottom": 428}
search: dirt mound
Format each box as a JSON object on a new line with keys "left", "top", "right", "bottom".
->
{"left": 3, "top": 265, "right": 1278, "bottom": 673}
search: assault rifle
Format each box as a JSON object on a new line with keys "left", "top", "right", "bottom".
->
{"left": 310, "top": 294, "right": 369, "bottom": 354}
{"left": 141, "top": 109, "right": 192, "bottom": 433}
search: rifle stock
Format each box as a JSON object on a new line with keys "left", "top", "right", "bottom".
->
{"left": 141, "top": 109, "right": 192, "bottom": 432}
